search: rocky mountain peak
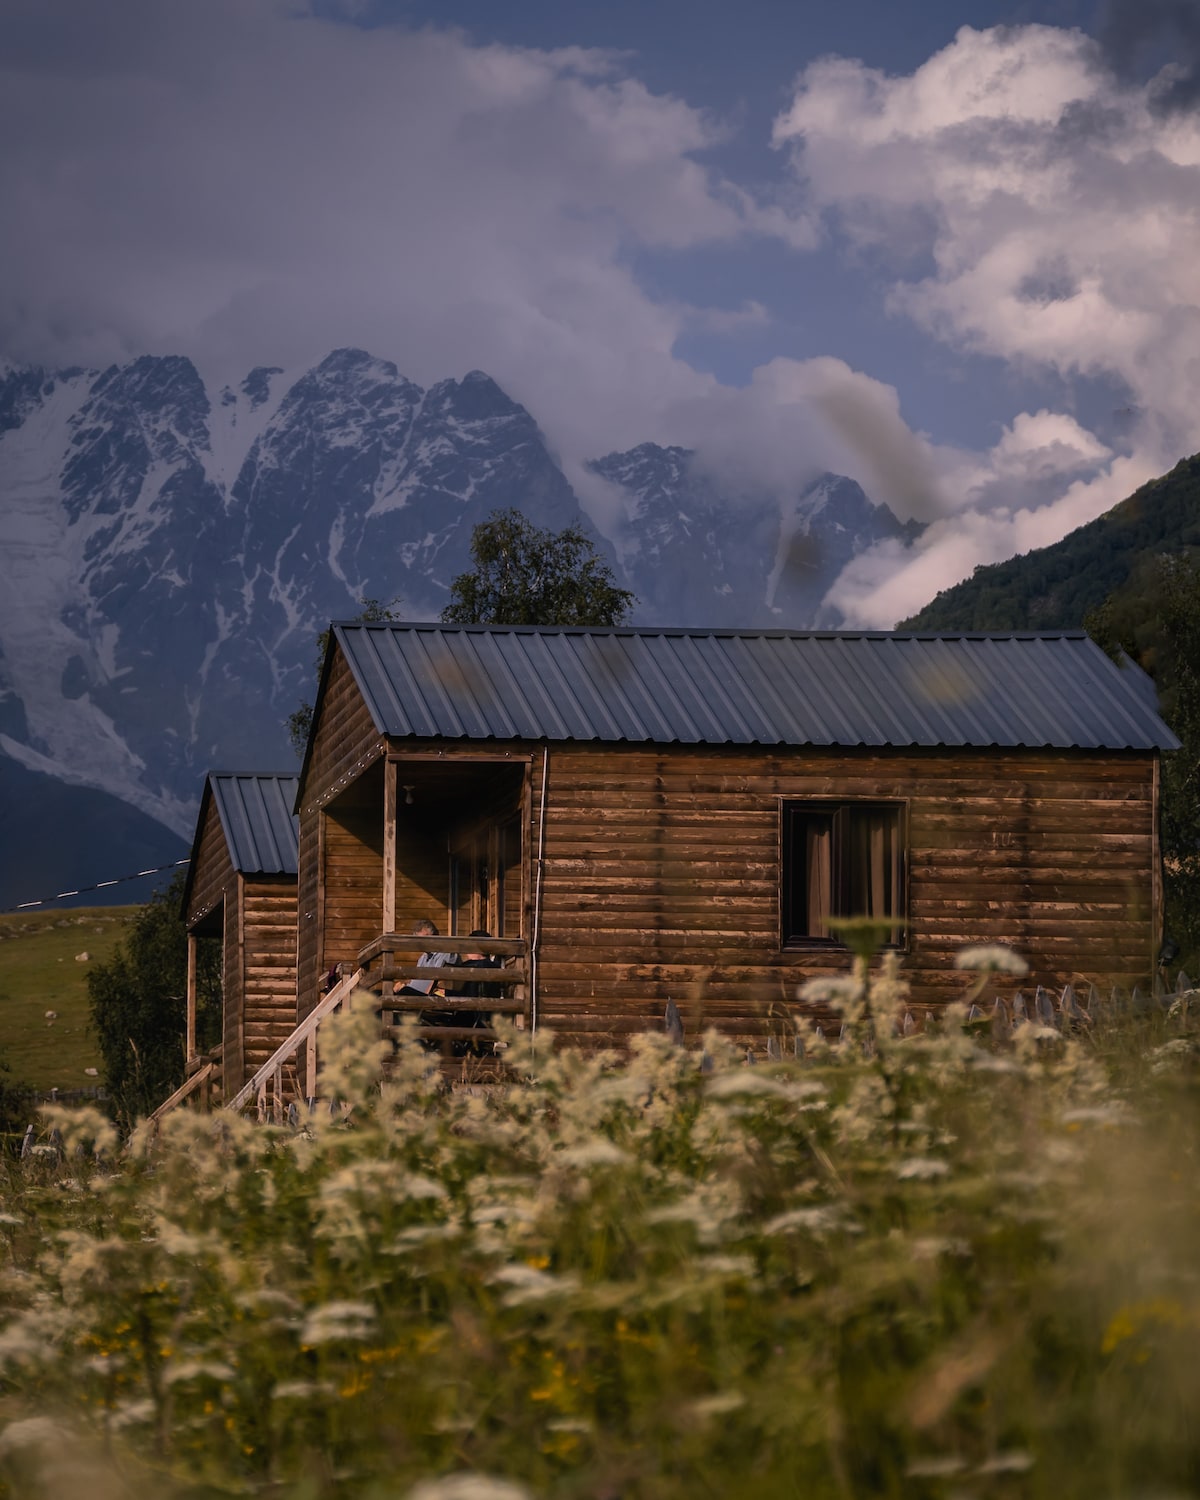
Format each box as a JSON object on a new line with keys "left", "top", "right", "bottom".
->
{"left": 0, "top": 347, "right": 920, "bottom": 907}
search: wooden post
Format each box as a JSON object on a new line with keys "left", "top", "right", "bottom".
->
{"left": 306, "top": 1029, "right": 318, "bottom": 1100}
{"left": 383, "top": 758, "right": 397, "bottom": 936}
{"left": 185, "top": 932, "right": 198, "bottom": 1065}
{"left": 1152, "top": 751, "right": 1163, "bottom": 969}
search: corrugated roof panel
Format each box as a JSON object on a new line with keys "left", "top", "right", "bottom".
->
{"left": 210, "top": 774, "right": 300, "bottom": 875}
{"left": 332, "top": 625, "right": 1179, "bottom": 752}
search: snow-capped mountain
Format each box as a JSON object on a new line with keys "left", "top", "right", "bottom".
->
{"left": 590, "top": 442, "right": 920, "bottom": 627}
{"left": 0, "top": 350, "right": 915, "bottom": 906}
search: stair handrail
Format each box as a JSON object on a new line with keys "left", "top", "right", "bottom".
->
{"left": 148, "top": 1059, "right": 217, "bottom": 1124}
{"left": 225, "top": 967, "right": 365, "bottom": 1114}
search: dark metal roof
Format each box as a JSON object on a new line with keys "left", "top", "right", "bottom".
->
{"left": 207, "top": 773, "right": 300, "bottom": 875}
{"left": 331, "top": 624, "right": 1179, "bottom": 752}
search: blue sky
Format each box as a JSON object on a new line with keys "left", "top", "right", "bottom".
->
{"left": 2, "top": 0, "right": 1198, "bottom": 622}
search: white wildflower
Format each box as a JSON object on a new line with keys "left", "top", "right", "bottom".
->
{"left": 645, "top": 1189, "right": 739, "bottom": 1243}
{"left": 954, "top": 946, "right": 1028, "bottom": 975}
{"left": 234, "top": 1288, "right": 301, "bottom": 1316}
{"left": 910, "top": 1237, "right": 971, "bottom": 1260}
{"left": 406, "top": 1476, "right": 533, "bottom": 1500}
{"left": 762, "top": 1206, "right": 843, "bottom": 1237}
{"left": 490, "top": 1264, "right": 581, "bottom": 1307}
{"left": 1060, "top": 1105, "right": 1129, "bottom": 1126}
{"left": 109, "top": 1399, "right": 158, "bottom": 1430}
{"left": 968, "top": 1054, "right": 1021, "bottom": 1074}
{"left": 388, "top": 1223, "right": 462, "bottom": 1254}
{"left": 0, "top": 1213, "right": 23, "bottom": 1226}
{"left": 556, "top": 1139, "right": 628, "bottom": 1170}
{"left": 693, "top": 1253, "right": 755, "bottom": 1279}
{"left": 896, "top": 1158, "right": 951, "bottom": 1181}
{"left": 798, "top": 977, "right": 861, "bottom": 1006}
{"left": 300, "top": 1300, "right": 377, "bottom": 1346}
{"left": 706, "top": 1072, "right": 793, "bottom": 1100}
{"left": 1148, "top": 1039, "right": 1195, "bottom": 1072}
{"left": 976, "top": 1451, "right": 1034, "bottom": 1474}
{"left": 906, "top": 1456, "right": 966, "bottom": 1478}
{"left": 471, "top": 1201, "right": 538, "bottom": 1230}
{"left": 163, "top": 1359, "right": 236, "bottom": 1386}
{"left": 273, "top": 1379, "right": 335, "bottom": 1400}
{"left": 688, "top": 1391, "right": 746, "bottom": 1420}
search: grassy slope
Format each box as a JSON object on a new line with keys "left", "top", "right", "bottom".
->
{"left": 0, "top": 906, "right": 137, "bottom": 1091}
{"left": 901, "top": 451, "right": 1200, "bottom": 630}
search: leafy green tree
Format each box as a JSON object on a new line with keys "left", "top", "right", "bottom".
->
{"left": 1086, "top": 552, "right": 1200, "bottom": 960}
{"left": 441, "top": 509, "right": 635, "bottom": 626}
{"left": 288, "top": 596, "right": 403, "bottom": 756}
{"left": 87, "top": 870, "right": 221, "bottom": 1127}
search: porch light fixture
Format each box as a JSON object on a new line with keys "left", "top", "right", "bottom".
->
{"left": 403, "top": 785, "right": 415, "bottom": 805}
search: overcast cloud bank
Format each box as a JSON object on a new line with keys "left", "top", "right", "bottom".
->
{"left": 2, "top": 2, "right": 1198, "bottom": 624}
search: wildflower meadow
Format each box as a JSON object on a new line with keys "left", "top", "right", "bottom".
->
{"left": 0, "top": 942, "right": 1197, "bottom": 1499}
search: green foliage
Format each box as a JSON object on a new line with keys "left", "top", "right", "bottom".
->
{"left": 288, "top": 596, "right": 404, "bottom": 757}
{"left": 3, "top": 956, "right": 1199, "bottom": 1498}
{"left": 1084, "top": 553, "right": 1200, "bottom": 959}
{"left": 896, "top": 446, "right": 1200, "bottom": 962}
{"left": 902, "top": 452, "right": 1200, "bottom": 631}
{"left": 441, "top": 509, "right": 635, "bottom": 627}
{"left": 86, "top": 872, "right": 221, "bottom": 1127}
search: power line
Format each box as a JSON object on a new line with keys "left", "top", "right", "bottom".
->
{"left": 1, "top": 859, "right": 191, "bottom": 915}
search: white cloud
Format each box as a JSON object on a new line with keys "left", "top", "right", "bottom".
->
{"left": 3, "top": 5, "right": 1198, "bottom": 629}
{"left": 777, "top": 22, "right": 1200, "bottom": 622}
{"left": 0, "top": 0, "right": 817, "bottom": 485}
{"left": 826, "top": 445, "right": 1160, "bottom": 628}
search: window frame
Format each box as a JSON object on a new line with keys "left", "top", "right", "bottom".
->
{"left": 780, "top": 797, "right": 909, "bottom": 951}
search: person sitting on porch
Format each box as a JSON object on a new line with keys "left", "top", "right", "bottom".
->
{"left": 393, "top": 917, "right": 454, "bottom": 998}
{"left": 459, "top": 930, "right": 502, "bottom": 1003}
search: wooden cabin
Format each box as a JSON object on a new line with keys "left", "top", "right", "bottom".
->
{"left": 182, "top": 773, "right": 300, "bottom": 1093}
{"left": 293, "top": 624, "right": 1177, "bottom": 1050}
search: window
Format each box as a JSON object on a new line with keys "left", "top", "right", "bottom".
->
{"left": 782, "top": 801, "right": 905, "bottom": 947}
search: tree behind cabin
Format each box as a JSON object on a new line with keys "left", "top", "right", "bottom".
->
{"left": 441, "top": 509, "right": 635, "bottom": 626}
{"left": 87, "top": 870, "right": 221, "bottom": 1128}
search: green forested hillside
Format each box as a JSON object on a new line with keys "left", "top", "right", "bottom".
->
{"left": 901, "top": 450, "right": 1200, "bottom": 960}
{"left": 901, "top": 453, "right": 1200, "bottom": 631}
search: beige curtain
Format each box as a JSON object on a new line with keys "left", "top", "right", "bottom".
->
{"left": 806, "top": 820, "right": 833, "bottom": 939}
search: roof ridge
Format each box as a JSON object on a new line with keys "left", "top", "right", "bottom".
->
{"left": 332, "top": 621, "right": 1094, "bottom": 641}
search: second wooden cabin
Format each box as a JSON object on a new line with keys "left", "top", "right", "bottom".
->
{"left": 182, "top": 772, "right": 300, "bottom": 1092}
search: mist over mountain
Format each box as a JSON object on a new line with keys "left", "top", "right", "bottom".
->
{"left": 0, "top": 348, "right": 916, "bottom": 906}
{"left": 591, "top": 443, "right": 921, "bottom": 628}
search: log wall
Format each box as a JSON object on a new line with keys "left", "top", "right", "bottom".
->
{"left": 297, "top": 647, "right": 386, "bottom": 1017}
{"left": 240, "top": 877, "right": 299, "bottom": 1082}
{"left": 321, "top": 806, "right": 386, "bottom": 988}
{"left": 185, "top": 794, "right": 233, "bottom": 929}
{"left": 531, "top": 743, "right": 1160, "bottom": 1047}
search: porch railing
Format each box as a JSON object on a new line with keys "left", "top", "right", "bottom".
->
{"left": 225, "top": 966, "right": 365, "bottom": 1119}
{"left": 148, "top": 1058, "right": 219, "bottom": 1124}
{"left": 356, "top": 934, "right": 528, "bottom": 1050}
{"left": 160, "top": 936, "right": 528, "bottom": 1123}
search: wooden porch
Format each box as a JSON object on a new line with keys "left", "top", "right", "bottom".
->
{"left": 224, "top": 931, "right": 527, "bottom": 1121}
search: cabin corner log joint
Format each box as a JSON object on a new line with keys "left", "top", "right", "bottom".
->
{"left": 177, "top": 623, "right": 1178, "bottom": 1115}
